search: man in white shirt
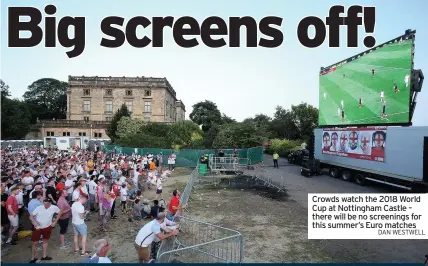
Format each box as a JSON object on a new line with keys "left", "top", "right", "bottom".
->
{"left": 118, "top": 173, "right": 126, "bottom": 185}
{"left": 119, "top": 184, "right": 128, "bottom": 213}
{"left": 64, "top": 175, "right": 75, "bottom": 202}
{"left": 22, "top": 173, "right": 34, "bottom": 205}
{"left": 88, "top": 176, "right": 97, "bottom": 212}
{"left": 29, "top": 198, "right": 62, "bottom": 263}
{"left": 134, "top": 212, "right": 178, "bottom": 263}
{"left": 72, "top": 195, "right": 89, "bottom": 256}
{"left": 151, "top": 213, "right": 178, "bottom": 260}
{"left": 155, "top": 179, "right": 163, "bottom": 200}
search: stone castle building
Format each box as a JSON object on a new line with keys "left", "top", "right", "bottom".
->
{"left": 31, "top": 76, "right": 186, "bottom": 140}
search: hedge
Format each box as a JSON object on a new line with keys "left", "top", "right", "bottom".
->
{"left": 265, "top": 138, "right": 302, "bottom": 157}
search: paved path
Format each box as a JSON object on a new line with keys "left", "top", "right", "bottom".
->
{"left": 255, "top": 154, "right": 428, "bottom": 263}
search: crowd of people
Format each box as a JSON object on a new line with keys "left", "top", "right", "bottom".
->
{"left": 1, "top": 145, "right": 185, "bottom": 263}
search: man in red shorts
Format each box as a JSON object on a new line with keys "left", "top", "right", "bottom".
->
{"left": 29, "top": 198, "right": 62, "bottom": 263}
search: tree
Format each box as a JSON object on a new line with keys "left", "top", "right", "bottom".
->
{"left": 203, "top": 123, "right": 221, "bottom": 148}
{"left": 116, "top": 117, "right": 145, "bottom": 139}
{"left": 221, "top": 113, "right": 236, "bottom": 124}
{"left": 212, "top": 122, "right": 264, "bottom": 148}
{"left": 290, "top": 103, "right": 318, "bottom": 141}
{"left": 270, "top": 106, "right": 299, "bottom": 139}
{"left": 107, "top": 103, "right": 132, "bottom": 142}
{"left": 243, "top": 113, "right": 272, "bottom": 138}
{"left": 23, "top": 78, "right": 68, "bottom": 121}
{"left": 1, "top": 82, "right": 31, "bottom": 139}
{"left": 0, "top": 79, "right": 11, "bottom": 99}
{"left": 189, "top": 100, "right": 222, "bottom": 132}
{"left": 168, "top": 120, "right": 203, "bottom": 147}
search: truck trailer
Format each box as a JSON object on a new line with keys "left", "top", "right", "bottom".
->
{"left": 312, "top": 126, "right": 428, "bottom": 192}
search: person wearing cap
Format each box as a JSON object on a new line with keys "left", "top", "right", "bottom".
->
{"left": 29, "top": 197, "right": 62, "bottom": 263}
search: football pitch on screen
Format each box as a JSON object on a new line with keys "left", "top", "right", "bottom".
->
{"left": 319, "top": 39, "right": 412, "bottom": 126}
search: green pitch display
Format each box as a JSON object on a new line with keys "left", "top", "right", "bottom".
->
{"left": 319, "top": 38, "right": 413, "bottom": 126}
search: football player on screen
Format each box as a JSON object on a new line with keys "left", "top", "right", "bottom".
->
{"left": 323, "top": 92, "right": 327, "bottom": 99}
{"left": 337, "top": 107, "right": 341, "bottom": 117}
{"left": 372, "top": 68, "right": 375, "bottom": 78}
{"left": 381, "top": 100, "right": 387, "bottom": 119}
{"left": 358, "top": 97, "right": 363, "bottom": 108}
{"left": 341, "top": 100, "right": 344, "bottom": 110}
{"left": 404, "top": 74, "right": 410, "bottom": 88}
{"left": 393, "top": 81, "right": 400, "bottom": 93}
{"left": 341, "top": 108, "right": 345, "bottom": 121}
{"left": 380, "top": 90, "right": 385, "bottom": 102}
{"left": 343, "top": 73, "right": 346, "bottom": 78}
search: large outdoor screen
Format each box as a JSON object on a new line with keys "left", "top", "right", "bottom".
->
{"left": 318, "top": 37, "right": 413, "bottom": 126}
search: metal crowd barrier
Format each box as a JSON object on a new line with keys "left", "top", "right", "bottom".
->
{"left": 156, "top": 166, "right": 244, "bottom": 263}
{"left": 157, "top": 216, "right": 244, "bottom": 263}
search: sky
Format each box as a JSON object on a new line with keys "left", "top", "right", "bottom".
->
{"left": 1, "top": 0, "right": 428, "bottom": 126}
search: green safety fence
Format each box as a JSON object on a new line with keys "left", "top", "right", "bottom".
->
{"left": 103, "top": 145, "right": 264, "bottom": 168}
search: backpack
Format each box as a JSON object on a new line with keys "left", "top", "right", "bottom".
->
{"left": 81, "top": 255, "right": 99, "bottom": 263}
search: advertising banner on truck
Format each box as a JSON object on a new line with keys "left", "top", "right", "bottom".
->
{"left": 321, "top": 127, "right": 386, "bottom": 162}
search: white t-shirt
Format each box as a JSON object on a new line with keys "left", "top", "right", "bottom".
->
{"left": 381, "top": 91, "right": 384, "bottom": 97}
{"left": 32, "top": 205, "right": 60, "bottom": 229}
{"left": 22, "top": 176, "right": 34, "bottom": 191}
{"left": 119, "top": 188, "right": 128, "bottom": 201}
{"left": 16, "top": 190, "right": 24, "bottom": 208}
{"left": 72, "top": 189, "right": 80, "bottom": 201}
{"left": 71, "top": 201, "right": 85, "bottom": 225}
{"left": 65, "top": 179, "right": 74, "bottom": 194}
{"left": 118, "top": 176, "right": 126, "bottom": 185}
{"left": 73, "top": 186, "right": 88, "bottom": 201}
{"left": 135, "top": 220, "right": 161, "bottom": 247}
{"left": 70, "top": 169, "right": 77, "bottom": 177}
{"left": 156, "top": 179, "right": 162, "bottom": 191}
{"left": 88, "top": 180, "right": 97, "bottom": 195}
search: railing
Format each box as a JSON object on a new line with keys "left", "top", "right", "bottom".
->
{"left": 68, "top": 76, "right": 176, "bottom": 96}
{"left": 37, "top": 119, "right": 110, "bottom": 125}
{"left": 157, "top": 216, "right": 244, "bottom": 263}
{"left": 208, "top": 155, "right": 250, "bottom": 172}
{"left": 156, "top": 167, "right": 244, "bottom": 263}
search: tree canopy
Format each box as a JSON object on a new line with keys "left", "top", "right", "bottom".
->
{"left": 113, "top": 118, "right": 202, "bottom": 149}
{"left": 23, "top": 78, "right": 68, "bottom": 122}
{"left": 106, "top": 103, "right": 132, "bottom": 142}
{"left": 1, "top": 80, "right": 32, "bottom": 140}
{"left": 111, "top": 99, "right": 318, "bottom": 152}
{"left": 189, "top": 100, "right": 222, "bottom": 132}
